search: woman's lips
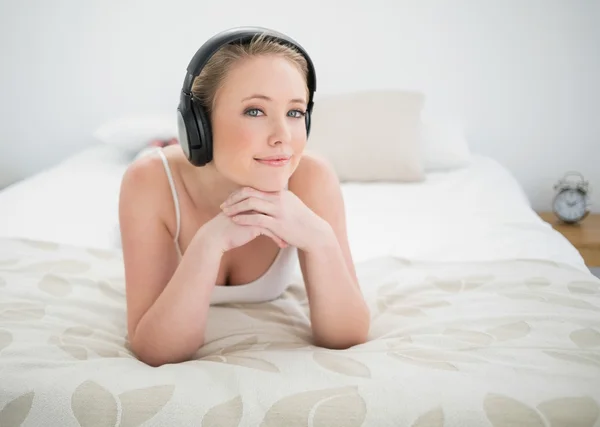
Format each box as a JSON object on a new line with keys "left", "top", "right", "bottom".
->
{"left": 254, "top": 156, "right": 291, "bottom": 167}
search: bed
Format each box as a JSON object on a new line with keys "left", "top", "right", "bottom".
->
{"left": 1, "top": 143, "right": 599, "bottom": 426}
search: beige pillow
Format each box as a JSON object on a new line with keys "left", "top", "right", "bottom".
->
{"left": 306, "top": 90, "right": 426, "bottom": 182}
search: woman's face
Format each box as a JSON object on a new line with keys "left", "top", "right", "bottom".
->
{"left": 210, "top": 54, "right": 309, "bottom": 192}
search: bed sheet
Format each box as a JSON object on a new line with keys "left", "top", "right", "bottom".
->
{"left": 0, "top": 144, "right": 130, "bottom": 251}
{"left": 341, "top": 154, "right": 588, "bottom": 271}
{"left": 0, "top": 236, "right": 599, "bottom": 426}
{"left": 0, "top": 145, "right": 587, "bottom": 273}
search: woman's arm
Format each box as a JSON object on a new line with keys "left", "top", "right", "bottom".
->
{"left": 215, "top": 153, "right": 371, "bottom": 349}
{"left": 291, "top": 155, "right": 370, "bottom": 349}
{"left": 299, "top": 223, "right": 370, "bottom": 349}
{"left": 119, "top": 158, "right": 221, "bottom": 367}
{"left": 127, "top": 233, "right": 222, "bottom": 367}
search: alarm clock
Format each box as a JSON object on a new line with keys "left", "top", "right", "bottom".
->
{"left": 552, "top": 171, "right": 591, "bottom": 224}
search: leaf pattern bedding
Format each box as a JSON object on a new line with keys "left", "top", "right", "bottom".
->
{"left": 1, "top": 237, "right": 599, "bottom": 427}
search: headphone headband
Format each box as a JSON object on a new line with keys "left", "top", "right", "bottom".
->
{"left": 177, "top": 26, "right": 317, "bottom": 167}
{"left": 182, "top": 26, "right": 317, "bottom": 96}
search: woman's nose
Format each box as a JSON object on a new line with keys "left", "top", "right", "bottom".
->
{"left": 267, "top": 118, "right": 292, "bottom": 146}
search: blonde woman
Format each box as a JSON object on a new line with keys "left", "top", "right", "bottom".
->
{"left": 118, "top": 27, "right": 370, "bottom": 367}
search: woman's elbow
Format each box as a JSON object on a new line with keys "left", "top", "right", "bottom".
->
{"left": 315, "top": 323, "right": 371, "bottom": 350}
{"left": 129, "top": 337, "right": 164, "bottom": 367}
{"left": 129, "top": 334, "right": 197, "bottom": 367}
{"left": 315, "top": 333, "right": 369, "bottom": 350}
{"left": 135, "top": 349, "right": 171, "bottom": 368}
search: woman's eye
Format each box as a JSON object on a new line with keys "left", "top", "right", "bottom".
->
{"left": 245, "top": 108, "right": 263, "bottom": 117}
{"left": 288, "top": 110, "right": 306, "bottom": 118}
{"left": 245, "top": 108, "right": 306, "bottom": 118}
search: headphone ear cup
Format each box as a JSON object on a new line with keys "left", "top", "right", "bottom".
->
{"left": 189, "top": 99, "right": 213, "bottom": 166}
{"left": 177, "top": 97, "right": 200, "bottom": 163}
{"left": 305, "top": 110, "right": 311, "bottom": 138}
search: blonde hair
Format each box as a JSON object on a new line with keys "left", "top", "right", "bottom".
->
{"left": 191, "top": 33, "right": 309, "bottom": 115}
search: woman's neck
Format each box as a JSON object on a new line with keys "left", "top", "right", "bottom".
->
{"left": 181, "top": 162, "right": 241, "bottom": 216}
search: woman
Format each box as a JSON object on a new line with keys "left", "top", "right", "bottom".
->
{"left": 119, "top": 28, "right": 370, "bottom": 367}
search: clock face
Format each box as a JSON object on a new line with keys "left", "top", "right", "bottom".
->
{"left": 553, "top": 189, "right": 586, "bottom": 222}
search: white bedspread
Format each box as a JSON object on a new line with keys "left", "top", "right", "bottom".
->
{"left": 0, "top": 145, "right": 129, "bottom": 251}
{"left": 0, "top": 236, "right": 599, "bottom": 426}
{"left": 341, "top": 155, "right": 587, "bottom": 270}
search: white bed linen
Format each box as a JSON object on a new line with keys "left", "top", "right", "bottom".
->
{"left": 1, "top": 237, "right": 599, "bottom": 426}
{"left": 0, "top": 145, "right": 129, "bottom": 251}
{"left": 341, "top": 155, "right": 587, "bottom": 271}
{"left": 0, "top": 145, "right": 587, "bottom": 272}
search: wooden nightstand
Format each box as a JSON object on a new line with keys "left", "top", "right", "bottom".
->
{"left": 539, "top": 212, "right": 600, "bottom": 268}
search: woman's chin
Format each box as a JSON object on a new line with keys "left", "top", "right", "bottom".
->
{"left": 248, "top": 176, "right": 290, "bottom": 193}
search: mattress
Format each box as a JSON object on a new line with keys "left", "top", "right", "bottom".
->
{"left": 0, "top": 145, "right": 599, "bottom": 425}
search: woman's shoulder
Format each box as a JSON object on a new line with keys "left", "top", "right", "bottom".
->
{"left": 119, "top": 146, "right": 189, "bottom": 241}
{"left": 290, "top": 151, "right": 339, "bottom": 186}
{"left": 288, "top": 152, "right": 347, "bottom": 241}
{"left": 119, "top": 146, "right": 186, "bottom": 213}
{"left": 122, "top": 146, "right": 184, "bottom": 190}
{"left": 288, "top": 150, "right": 340, "bottom": 201}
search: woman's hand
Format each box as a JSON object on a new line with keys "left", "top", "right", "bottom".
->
{"left": 219, "top": 187, "right": 331, "bottom": 252}
{"left": 195, "top": 211, "right": 288, "bottom": 254}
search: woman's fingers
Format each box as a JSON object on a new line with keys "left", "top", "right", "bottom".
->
{"left": 254, "top": 227, "right": 287, "bottom": 248}
{"left": 236, "top": 214, "right": 287, "bottom": 248}
{"left": 223, "top": 196, "right": 276, "bottom": 217}
{"left": 232, "top": 213, "right": 272, "bottom": 228}
{"left": 221, "top": 187, "right": 279, "bottom": 209}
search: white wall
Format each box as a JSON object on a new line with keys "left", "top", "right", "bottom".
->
{"left": 1, "top": 0, "right": 599, "bottom": 212}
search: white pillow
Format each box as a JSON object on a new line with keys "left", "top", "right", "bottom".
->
{"left": 307, "top": 90, "right": 426, "bottom": 182}
{"left": 92, "top": 113, "right": 178, "bottom": 155}
{"left": 419, "top": 116, "right": 472, "bottom": 171}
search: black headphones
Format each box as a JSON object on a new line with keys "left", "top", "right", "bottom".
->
{"left": 176, "top": 26, "right": 317, "bottom": 167}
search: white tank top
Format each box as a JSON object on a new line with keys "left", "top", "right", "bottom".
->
{"left": 155, "top": 148, "right": 298, "bottom": 305}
